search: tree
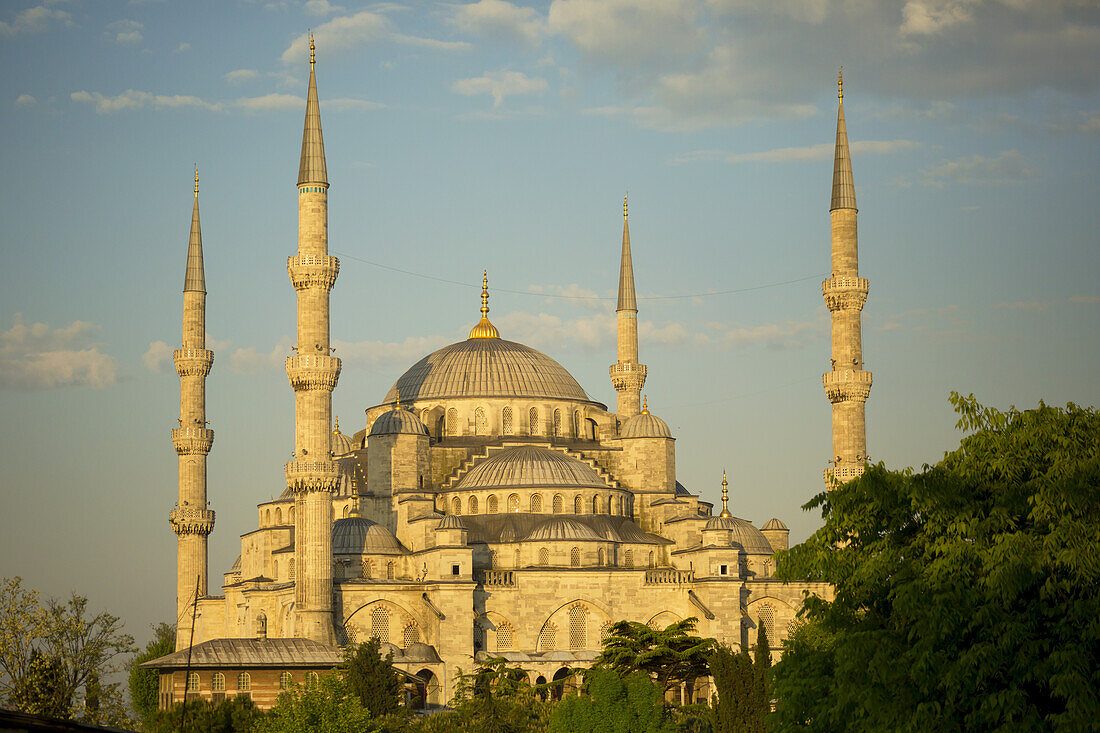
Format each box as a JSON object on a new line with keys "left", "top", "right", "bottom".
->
{"left": 772, "top": 395, "right": 1100, "bottom": 731}
{"left": 446, "top": 656, "right": 550, "bottom": 733}
{"left": 129, "top": 622, "right": 176, "bottom": 726}
{"left": 259, "top": 671, "right": 377, "bottom": 733}
{"left": 595, "top": 617, "right": 714, "bottom": 695}
{"left": 710, "top": 642, "right": 767, "bottom": 733}
{"left": 549, "top": 668, "right": 677, "bottom": 733}
{"left": 144, "top": 695, "right": 265, "bottom": 733}
{"left": 343, "top": 636, "right": 403, "bottom": 718}
{"left": 0, "top": 577, "right": 135, "bottom": 724}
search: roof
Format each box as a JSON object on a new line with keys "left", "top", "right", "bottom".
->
{"left": 183, "top": 194, "right": 205, "bottom": 293}
{"left": 830, "top": 99, "right": 857, "bottom": 211}
{"left": 370, "top": 407, "right": 429, "bottom": 437}
{"left": 297, "top": 60, "right": 328, "bottom": 186}
{"left": 331, "top": 426, "right": 357, "bottom": 456}
{"left": 138, "top": 638, "right": 343, "bottom": 669}
{"left": 460, "top": 513, "right": 671, "bottom": 545}
{"left": 454, "top": 445, "right": 611, "bottom": 492}
{"left": 621, "top": 411, "right": 672, "bottom": 439}
{"left": 526, "top": 517, "right": 601, "bottom": 541}
{"left": 761, "top": 517, "right": 788, "bottom": 531}
{"left": 618, "top": 204, "right": 637, "bottom": 312}
{"left": 332, "top": 516, "right": 408, "bottom": 555}
{"left": 436, "top": 514, "right": 467, "bottom": 530}
{"left": 703, "top": 515, "right": 774, "bottom": 554}
{"left": 383, "top": 338, "right": 596, "bottom": 404}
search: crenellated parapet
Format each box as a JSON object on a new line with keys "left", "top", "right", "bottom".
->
{"left": 286, "top": 354, "right": 341, "bottom": 392}
{"left": 285, "top": 460, "right": 342, "bottom": 493}
{"left": 172, "top": 426, "right": 214, "bottom": 455}
{"left": 822, "top": 369, "right": 873, "bottom": 403}
{"left": 174, "top": 348, "right": 213, "bottom": 377}
{"left": 170, "top": 507, "right": 215, "bottom": 536}
{"left": 822, "top": 277, "right": 869, "bottom": 312}
{"left": 287, "top": 254, "right": 339, "bottom": 291}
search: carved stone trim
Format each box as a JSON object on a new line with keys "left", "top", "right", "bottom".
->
{"left": 609, "top": 362, "right": 647, "bottom": 392}
{"left": 287, "top": 254, "right": 339, "bottom": 291}
{"left": 822, "top": 277, "right": 869, "bottom": 312}
{"left": 822, "top": 369, "right": 872, "bottom": 403}
{"left": 174, "top": 349, "right": 214, "bottom": 377}
{"left": 172, "top": 427, "right": 214, "bottom": 455}
{"left": 286, "top": 355, "right": 341, "bottom": 392}
{"left": 170, "top": 507, "right": 215, "bottom": 536}
{"left": 285, "top": 460, "right": 342, "bottom": 493}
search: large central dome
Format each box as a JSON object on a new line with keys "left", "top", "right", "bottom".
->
{"left": 384, "top": 338, "right": 594, "bottom": 403}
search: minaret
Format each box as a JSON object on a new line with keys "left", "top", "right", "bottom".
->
{"left": 285, "top": 34, "right": 341, "bottom": 643}
{"left": 610, "top": 195, "right": 646, "bottom": 420}
{"left": 823, "top": 69, "right": 872, "bottom": 487}
{"left": 170, "top": 168, "right": 215, "bottom": 650}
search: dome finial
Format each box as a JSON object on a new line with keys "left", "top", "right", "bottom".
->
{"left": 641, "top": 395, "right": 648, "bottom": 414}
{"left": 623, "top": 193, "right": 628, "bottom": 219}
{"left": 194, "top": 165, "right": 199, "bottom": 196}
{"left": 348, "top": 493, "right": 361, "bottom": 518}
{"left": 838, "top": 66, "right": 843, "bottom": 100}
{"left": 333, "top": 416, "right": 340, "bottom": 434}
{"left": 468, "top": 270, "right": 500, "bottom": 339}
{"left": 719, "top": 470, "right": 732, "bottom": 518}
{"left": 309, "top": 30, "right": 315, "bottom": 68}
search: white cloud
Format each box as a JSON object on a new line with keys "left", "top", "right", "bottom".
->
{"left": 71, "top": 89, "right": 219, "bottom": 114}
{"left": 921, "top": 150, "right": 1036, "bottom": 186}
{"left": 14, "top": 94, "right": 36, "bottom": 107}
{"left": 107, "top": 19, "right": 143, "bottom": 45}
{"left": 304, "top": 0, "right": 344, "bottom": 15}
{"left": 281, "top": 10, "right": 470, "bottom": 65}
{"left": 1070, "top": 295, "right": 1100, "bottom": 305}
{"left": 900, "top": 0, "right": 978, "bottom": 37}
{"left": 325, "top": 97, "right": 385, "bottom": 112}
{"left": 994, "top": 300, "right": 1052, "bottom": 312}
{"left": 672, "top": 139, "right": 919, "bottom": 165}
{"left": 175, "top": 42, "right": 191, "bottom": 53}
{"left": 234, "top": 93, "right": 302, "bottom": 111}
{"left": 224, "top": 69, "right": 259, "bottom": 85}
{"left": 446, "top": 0, "right": 545, "bottom": 46}
{"left": 226, "top": 337, "right": 293, "bottom": 374}
{"left": 0, "top": 5, "right": 73, "bottom": 37}
{"left": 452, "top": 70, "right": 547, "bottom": 108}
{"left": 707, "top": 0, "right": 829, "bottom": 24}
{"left": 700, "top": 318, "right": 822, "bottom": 350}
{"left": 142, "top": 341, "right": 173, "bottom": 372}
{"left": 0, "top": 315, "right": 118, "bottom": 390}
{"left": 548, "top": 0, "right": 702, "bottom": 71}
{"left": 334, "top": 335, "right": 453, "bottom": 371}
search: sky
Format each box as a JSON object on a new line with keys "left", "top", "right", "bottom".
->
{"left": 1, "top": 0, "right": 1098, "bottom": 647}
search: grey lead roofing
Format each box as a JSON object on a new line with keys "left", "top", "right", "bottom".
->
{"left": 830, "top": 100, "right": 857, "bottom": 211}
{"left": 138, "top": 638, "right": 343, "bottom": 669}
{"left": 617, "top": 215, "right": 637, "bottom": 312}
{"left": 454, "top": 445, "right": 611, "bottom": 491}
{"left": 459, "top": 513, "right": 672, "bottom": 545}
{"left": 183, "top": 194, "right": 205, "bottom": 293}
{"left": 297, "top": 64, "right": 328, "bottom": 186}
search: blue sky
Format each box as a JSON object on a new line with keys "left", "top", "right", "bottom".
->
{"left": 1, "top": 0, "right": 1098, "bottom": 642}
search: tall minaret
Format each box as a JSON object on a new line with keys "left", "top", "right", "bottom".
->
{"left": 285, "top": 34, "right": 341, "bottom": 644}
{"left": 823, "top": 70, "right": 872, "bottom": 487}
{"left": 170, "top": 168, "right": 215, "bottom": 650}
{"left": 610, "top": 195, "right": 646, "bottom": 420}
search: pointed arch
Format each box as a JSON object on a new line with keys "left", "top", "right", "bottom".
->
{"left": 507, "top": 493, "right": 520, "bottom": 512}
{"left": 568, "top": 604, "right": 587, "bottom": 650}
{"left": 487, "top": 495, "right": 499, "bottom": 513}
{"left": 530, "top": 493, "right": 543, "bottom": 512}
{"left": 468, "top": 495, "right": 479, "bottom": 514}
{"left": 553, "top": 493, "right": 563, "bottom": 513}
{"left": 553, "top": 409, "right": 562, "bottom": 436}
{"left": 529, "top": 407, "right": 540, "bottom": 435}
{"left": 474, "top": 406, "right": 488, "bottom": 436}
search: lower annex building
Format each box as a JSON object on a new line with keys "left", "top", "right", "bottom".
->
{"left": 144, "top": 46, "right": 868, "bottom": 710}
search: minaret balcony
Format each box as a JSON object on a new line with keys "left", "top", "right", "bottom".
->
{"left": 170, "top": 507, "right": 215, "bottom": 536}
{"left": 825, "top": 463, "right": 866, "bottom": 486}
{"left": 173, "top": 348, "right": 214, "bottom": 377}
{"left": 172, "top": 427, "right": 214, "bottom": 455}
{"left": 288, "top": 254, "right": 339, "bottom": 291}
{"left": 286, "top": 354, "right": 341, "bottom": 392}
{"left": 822, "top": 369, "right": 873, "bottom": 403}
{"left": 610, "top": 361, "right": 647, "bottom": 391}
{"left": 285, "top": 460, "right": 342, "bottom": 492}
{"left": 822, "top": 276, "right": 869, "bottom": 312}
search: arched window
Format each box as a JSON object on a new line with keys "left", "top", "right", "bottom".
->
{"left": 386, "top": 561, "right": 395, "bottom": 580}
{"left": 592, "top": 496, "right": 600, "bottom": 514}
{"left": 307, "top": 672, "right": 319, "bottom": 686}
{"left": 237, "top": 672, "right": 251, "bottom": 692}
{"left": 371, "top": 607, "right": 390, "bottom": 642}
{"left": 538, "top": 547, "right": 549, "bottom": 566}
{"left": 469, "top": 496, "right": 479, "bottom": 514}
{"left": 530, "top": 494, "right": 543, "bottom": 512}
{"left": 529, "top": 407, "right": 539, "bottom": 435}
{"left": 574, "top": 410, "right": 581, "bottom": 437}
{"left": 256, "top": 612, "right": 267, "bottom": 637}
{"left": 496, "top": 621, "right": 515, "bottom": 651}
{"left": 514, "top": 548, "right": 521, "bottom": 568}
{"left": 275, "top": 507, "right": 282, "bottom": 525}
{"left": 289, "top": 558, "right": 296, "bottom": 580}
{"left": 598, "top": 548, "right": 605, "bottom": 566}
{"left": 273, "top": 560, "right": 279, "bottom": 579}
{"left": 403, "top": 624, "right": 421, "bottom": 648}
{"left": 288, "top": 506, "right": 295, "bottom": 523}
{"left": 648, "top": 551, "right": 655, "bottom": 568}
{"left": 502, "top": 407, "right": 513, "bottom": 434}
{"left": 570, "top": 547, "right": 581, "bottom": 567}
{"left": 507, "top": 493, "right": 519, "bottom": 513}
{"left": 212, "top": 672, "right": 225, "bottom": 692}
{"left": 487, "top": 495, "right": 499, "bottom": 513}
{"left": 616, "top": 496, "right": 623, "bottom": 515}
{"left": 538, "top": 623, "right": 557, "bottom": 652}
{"left": 759, "top": 604, "right": 775, "bottom": 646}
{"left": 362, "top": 559, "right": 372, "bottom": 579}
{"left": 553, "top": 494, "right": 563, "bottom": 513}
{"left": 786, "top": 619, "right": 800, "bottom": 641}
{"left": 553, "top": 409, "right": 562, "bottom": 436}
{"left": 574, "top": 495, "right": 583, "bottom": 514}
{"left": 447, "top": 408, "right": 460, "bottom": 436}
{"left": 599, "top": 622, "right": 612, "bottom": 644}
{"left": 474, "top": 407, "right": 488, "bottom": 435}
{"left": 186, "top": 672, "right": 200, "bottom": 692}
{"left": 569, "top": 605, "right": 587, "bottom": 650}
{"left": 279, "top": 671, "right": 293, "bottom": 690}
{"left": 452, "top": 497, "right": 461, "bottom": 515}
{"left": 625, "top": 550, "right": 634, "bottom": 568}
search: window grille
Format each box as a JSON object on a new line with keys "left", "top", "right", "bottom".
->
{"left": 759, "top": 604, "right": 775, "bottom": 644}
{"left": 447, "top": 408, "right": 460, "bottom": 436}
{"left": 538, "top": 547, "right": 549, "bottom": 566}
{"left": 507, "top": 493, "right": 519, "bottom": 512}
{"left": 592, "top": 495, "right": 600, "bottom": 514}
{"left": 403, "top": 624, "right": 420, "bottom": 648}
{"left": 386, "top": 561, "right": 395, "bottom": 580}
{"left": 531, "top": 494, "right": 543, "bottom": 512}
{"left": 574, "top": 495, "right": 582, "bottom": 513}
{"left": 598, "top": 548, "right": 605, "bottom": 566}
{"left": 553, "top": 409, "right": 562, "bottom": 436}
{"left": 289, "top": 558, "right": 295, "bottom": 580}
{"left": 452, "top": 497, "right": 461, "bottom": 515}
{"left": 496, "top": 622, "right": 514, "bottom": 651}
{"left": 787, "top": 620, "right": 800, "bottom": 640}
{"left": 275, "top": 508, "right": 282, "bottom": 525}
{"left": 469, "top": 496, "right": 479, "bottom": 514}
{"left": 279, "top": 671, "right": 293, "bottom": 690}
{"left": 237, "top": 672, "right": 251, "bottom": 691}
{"left": 487, "top": 495, "right": 498, "bottom": 513}
{"left": 624, "top": 550, "right": 633, "bottom": 567}
{"left": 570, "top": 547, "right": 581, "bottom": 567}
{"left": 474, "top": 407, "right": 487, "bottom": 435}
{"left": 600, "top": 623, "right": 612, "bottom": 644}
{"left": 538, "top": 623, "right": 557, "bottom": 652}
{"left": 186, "top": 672, "right": 199, "bottom": 692}
{"left": 212, "top": 673, "right": 225, "bottom": 692}
{"left": 553, "top": 494, "right": 563, "bottom": 513}
{"left": 569, "top": 605, "right": 587, "bottom": 650}
{"left": 371, "top": 607, "right": 390, "bottom": 642}
{"left": 308, "top": 672, "right": 319, "bottom": 686}
{"left": 648, "top": 551, "right": 654, "bottom": 568}
{"left": 529, "top": 407, "right": 539, "bottom": 435}
{"left": 502, "top": 407, "right": 513, "bottom": 434}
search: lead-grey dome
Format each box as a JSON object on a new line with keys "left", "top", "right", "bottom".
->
{"left": 525, "top": 518, "right": 602, "bottom": 542}
{"left": 370, "top": 407, "right": 429, "bottom": 437}
{"left": 454, "top": 446, "right": 610, "bottom": 492}
{"left": 331, "top": 427, "right": 357, "bottom": 456}
{"left": 703, "top": 516, "right": 773, "bottom": 554}
{"left": 621, "top": 412, "right": 672, "bottom": 439}
{"left": 384, "top": 338, "right": 595, "bottom": 403}
{"left": 332, "top": 516, "right": 408, "bottom": 555}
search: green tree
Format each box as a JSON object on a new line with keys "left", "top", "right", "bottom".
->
{"left": 549, "top": 668, "right": 677, "bottom": 733}
{"left": 260, "top": 671, "right": 377, "bottom": 733}
{"left": 129, "top": 622, "right": 176, "bottom": 726}
{"left": 595, "top": 618, "right": 714, "bottom": 696}
{"left": 145, "top": 695, "right": 265, "bottom": 733}
{"left": 343, "top": 636, "right": 403, "bottom": 718}
{"left": 772, "top": 395, "right": 1100, "bottom": 732}
{"left": 709, "top": 641, "right": 767, "bottom": 733}
{"left": 446, "top": 656, "right": 550, "bottom": 733}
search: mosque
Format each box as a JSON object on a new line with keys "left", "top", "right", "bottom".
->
{"left": 143, "top": 41, "right": 868, "bottom": 710}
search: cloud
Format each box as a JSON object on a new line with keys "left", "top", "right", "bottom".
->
{"left": 699, "top": 318, "right": 822, "bottom": 350}
{"left": 900, "top": 0, "right": 978, "bottom": 37}
{"left": 234, "top": 93, "right": 302, "bottom": 111}
{"left": 445, "top": 0, "right": 545, "bottom": 46}
{"left": 325, "top": 97, "right": 385, "bottom": 112}
{"left": 994, "top": 300, "right": 1052, "bottom": 312}
{"left": 175, "top": 42, "right": 191, "bottom": 53}
{"left": 452, "top": 70, "right": 547, "bottom": 108}
{"left": 527, "top": 283, "right": 606, "bottom": 312}
{"left": 1070, "top": 295, "right": 1100, "bottom": 305}
{"left": 224, "top": 69, "right": 259, "bottom": 85}
{"left": 106, "top": 19, "right": 143, "bottom": 45}
{"left": 142, "top": 341, "right": 173, "bottom": 372}
{"left": 304, "top": 0, "right": 344, "bottom": 15}
{"left": 549, "top": 0, "right": 702, "bottom": 71}
{"left": 0, "top": 5, "right": 73, "bottom": 37}
{"left": 71, "top": 89, "right": 219, "bottom": 114}
{"left": 14, "top": 94, "right": 36, "bottom": 107}
{"left": 226, "top": 337, "right": 293, "bottom": 374}
{"left": 334, "top": 335, "right": 454, "bottom": 371}
{"left": 920, "top": 150, "right": 1036, "bottom": 186}
{"left": 281, "top": 10, "right": 470, "bottom": 65}
{"left": 0, "top": 315, "right": 118, "bottom": 390}
{"left": 671, "top": 139, "right": 919, "bottom": 165}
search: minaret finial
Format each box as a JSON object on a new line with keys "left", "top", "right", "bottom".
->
{"left": 310, "top": 31, "right": 315, "bottom": 67}
{"left": 623, "top": 193, "right": 628, "bottom": 219}
{"left": 469, "top": 270, "right": 500, "bottom": 339}
{"left": 719, "top": 470, "right": 731, "bottom": 518}
{"left": 348, "top": 493, "right": 361, "bottom": 518}
{"left": 194, "top": 165, "right": 199, "bottom": 196}
{"left": 838, "top": 67, "right": 843, "bottom": 100}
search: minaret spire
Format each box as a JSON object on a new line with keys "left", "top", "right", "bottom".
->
{"left": 611, "top": 194, "right": 646, "bottom": 420}
{"left": 823, "top": 70, "right": 871, "bottom": 487}
{"left": 170, "top": 170, "right": 215, "bottom": 649}
{"left": 286, "top": 38, "right": 341, "bottom": 644}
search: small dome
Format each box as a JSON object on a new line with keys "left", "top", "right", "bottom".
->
{"left": 332, "top": 516, "right": 408, "bottom": 555}
{"left": 403, "top": 642, "right": 443, "bottom": 663}
{"left": 455, "top": 445, "right": 610, "bottom": 492}
{"left": 331, "top": 424, "right": 357, "bottom": 457}
{"left": 369, "top": 407, "right": 429, "bottom": 437}
{"left": 525, "top": 518, "right": 602, "bottom": 542}
{"left": 703, "top": 516, "right": 773, "bottom": 554}
{"left": 437, "top": 514, "right": 467, "bottom": 531}
{"left": 621, "top": 412, "right": 672, "bottom": 439}
{"left": 761, "top": 518, "right": 788, "bottom": 531}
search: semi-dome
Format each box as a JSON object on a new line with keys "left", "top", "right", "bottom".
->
{"left": 384, "top": 338, "right": 595, "bottom": 404}
{"left": 437, "top": 514, "right": 467, "bottom": 531}
{"left": 703, "top": 515, "right": 774, "bottom": 554}
{"left": 369, "top": 406, "right": 429, "bottom": 437}
{"left": 621, "top": 411, "right": 672, "bottom": 439}
{"left": 332, "top": 516, "right": 408, "bottom": 555}
{"left": 454, "top": 445, "right": 611, "bottom": 492}
{"left": 525, "top": 517, "right": 602, "bottom": 542}
{"left": 331, "top": 419, "right": 357, "bottom": 456}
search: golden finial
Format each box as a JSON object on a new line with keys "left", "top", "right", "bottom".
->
{"left": 333, "top": 416, "right": 340, "bottom": 434}
{"left": 623, "top": 193, "right": 628, "bottom": 219}
{"left": 309, "top": 31, "right": 315, "bottom": 67}
{"left": 481, "top": 270, "right": 489, "bottom": 318}
{"left": 720, "top": 470, "right": 732, "bottom": 518}
{"left": 194, "top": 165, "right": 199, "bottom": 196}
{"left": 469, "top": 270, "right": 500, "bottom": 339}
{"left": 641, "top": 395, "right": 649, "bottom": 414}
{"left": 348, "top": 494, "right": 361, "bottom": 518}
{"left": 838, "top": 67, "right": 843, "bottom": 101}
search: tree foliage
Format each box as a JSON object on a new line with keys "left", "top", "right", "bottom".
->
{"left": 549, "top": 668, "right": 677, "bottom": 733}
{"left": 144, "top": 695, "right": 265, "bottom": 733}
{"left": 259, "top": 671, "right": 377, "bottom": 733}
{"left": 343, "top": 636, "right": 403, "bottom": 719}
{"left": 129, "top": 622, "right": 176, "bottom": 726}
{"left": 710, "top": 640, "right": 768, "bottom": 733}
{"left": 0, "top": 577, "right": 135, "bottom": 725}
{"left": 442, "top": 656, "right": 550, "bottom": 733}
{"left": 595, "top": 618, "right": 714, "bottom": 694}
{"left": 772, "top": 395, "right": 1100, "bottom": 731}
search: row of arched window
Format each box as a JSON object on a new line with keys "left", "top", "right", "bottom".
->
{"left": 357, "top": 605, "right": 422, "bottom": 648}
{"left": 532, "top": 547, "right": 654, "bottom": 568}
{"left": 447, "top": 492, "right": 631, "bottom": 516}
{"left": 435, "top": 406, "right": 596, "bottom": 439}
{"left": 262, "top": 505, "right": 295, "bottom": 527}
